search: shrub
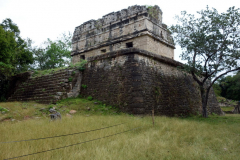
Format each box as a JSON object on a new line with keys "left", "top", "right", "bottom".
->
{"left": 81, "top": 84, "right": 87, "bottom": 89}
{"left": 71, "top": 71, "right": 76, "bottom": 76}
{"left": 77, "top": 60, "right": 87, "bottom": 71}
{"left": 0, "top": 106, "right": 9, "bottom": 112}
{"left": 87, "top": 96, "right": 93, "bottom": 101}
{"left": 69, "top": 59, "right": 87, "bottom": 71}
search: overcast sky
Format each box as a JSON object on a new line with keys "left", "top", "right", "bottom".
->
{"left": 0, "top": 0, "right": 239, "bottom": 62}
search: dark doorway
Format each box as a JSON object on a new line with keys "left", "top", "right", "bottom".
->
{"left": 80, "top": 55, "right": 85, "bottom": 60}
{"left": 126, "top": 42, "right": 133, "bottom": 48}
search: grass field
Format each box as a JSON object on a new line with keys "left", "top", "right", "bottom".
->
{"left": 1, "top": 100, "right": 240, "bottom": 160}
{"left": 220, "top": 106, "right": 235, "bottom": 112}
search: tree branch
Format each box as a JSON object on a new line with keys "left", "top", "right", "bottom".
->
{"left": 191, "top": 50, "right": 202, "bottom": 85}
{"left": 209, "top": 67, "right": 240, "bottom": 89}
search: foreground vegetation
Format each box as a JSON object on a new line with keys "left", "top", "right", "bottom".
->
{"left": 0, "top": 97, "right": 120, "bottom": 122}
{"left": 0, "top": 99, "right": 240, "bottom": 160}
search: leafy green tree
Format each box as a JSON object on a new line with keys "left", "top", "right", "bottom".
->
{"left": 212, "top": 83, "right": 221, "bottom": 97}
{"left": 31, "top": 47, "right": 46, "bottom": 70}
{"left": 33, "top": 32, "right": 72, "bottom": 70}
{"left": 170, "top": 6, "right": 240, "bottom": 117}
{"left": 216, "top": 73, "right": 240, "bottom": 100}
{"left": 225, "top": 74, "right": 240, "bottom": 100}
{"left": 0, "top": 18, "right": 34, "bottom": 101}
{"left": 0, "top": 25, "right": 16, "bottom": 78}
{"left": 0, "top": 18, "right": 33, "bottom": 77}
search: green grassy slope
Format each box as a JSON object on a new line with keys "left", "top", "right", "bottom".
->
{"left": 0, "top": 97, "right": 121, "bottom": 122}
{"left": 0, "top": 98, "right": 240, "bottom": 160}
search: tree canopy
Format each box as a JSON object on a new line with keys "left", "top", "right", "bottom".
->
{"left": 170, "top": 6, "right": 240, "bottom": 117}
{"left": 0, "top": 18, "right": 73, "bottom": 101}
{"left": 0, "top": 18, "right": 34, "bottom": 101}
{"left": 32, "top": 32, "right": 72, "bottom": 70}
{"left": 213, "top": 72, "right": 240, "bottom": 100}
{"left": 0, "top": 18, "right": 33, "bottom": 78}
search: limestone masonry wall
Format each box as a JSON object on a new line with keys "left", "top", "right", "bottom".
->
{"left": 8, "top": 69, "right": 82, "bottom": 104}
{"left": 71, "top": 5, "right": 174, "bottom": 63}
{"left": 7, "top": 48, "right": 222, "bottom": 116}
{"left": 80, "top": 48, "right": 222, "bottom": 116}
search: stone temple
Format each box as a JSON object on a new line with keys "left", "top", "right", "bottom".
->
{"left": 7, "top": 5, "right": 222, "bottom": 116}
{"left": 69, "top": 5, "right": 221, "bottom": 116}
{"left": 71, "top": 5, "right": 175, "bottom": 63}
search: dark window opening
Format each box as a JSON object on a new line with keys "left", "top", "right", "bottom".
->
{"left": 101, "top": 49, "right": 106, "bottom": 53}
{"left": 126, "top": 42, "right": 133, "bottom": 48}
{"left": 80, "top": 55, "right": 85, "bottom": 60}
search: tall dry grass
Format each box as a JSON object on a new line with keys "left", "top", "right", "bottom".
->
{"left": 1, "top": 114, "right": 240, "bottom": 160}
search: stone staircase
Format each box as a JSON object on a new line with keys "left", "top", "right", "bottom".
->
{"left": 8, "top": 69, "right": 81, "bottom": 104}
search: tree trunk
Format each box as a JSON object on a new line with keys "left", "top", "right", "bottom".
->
{"left": 200, "top": 86, "right": 208, "bottom": 118}
{"left": 202, "top": 101, "right": 208, "bottom": 118}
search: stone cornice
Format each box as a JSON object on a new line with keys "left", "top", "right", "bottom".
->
{"left": 71, "top": 29, "right": 175, "bottom": 56}
{"left": 87, "top": 48, "right": 183, "bottom": 68}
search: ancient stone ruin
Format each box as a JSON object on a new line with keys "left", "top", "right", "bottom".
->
{"left": 71, "top": 5, "right": 174, "bottom": 63}
{"left": 8, "top": 69, "right": 82, "bottom": 104}
{"left": 6, "top": 5, "right": 222, "bottom": 116}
